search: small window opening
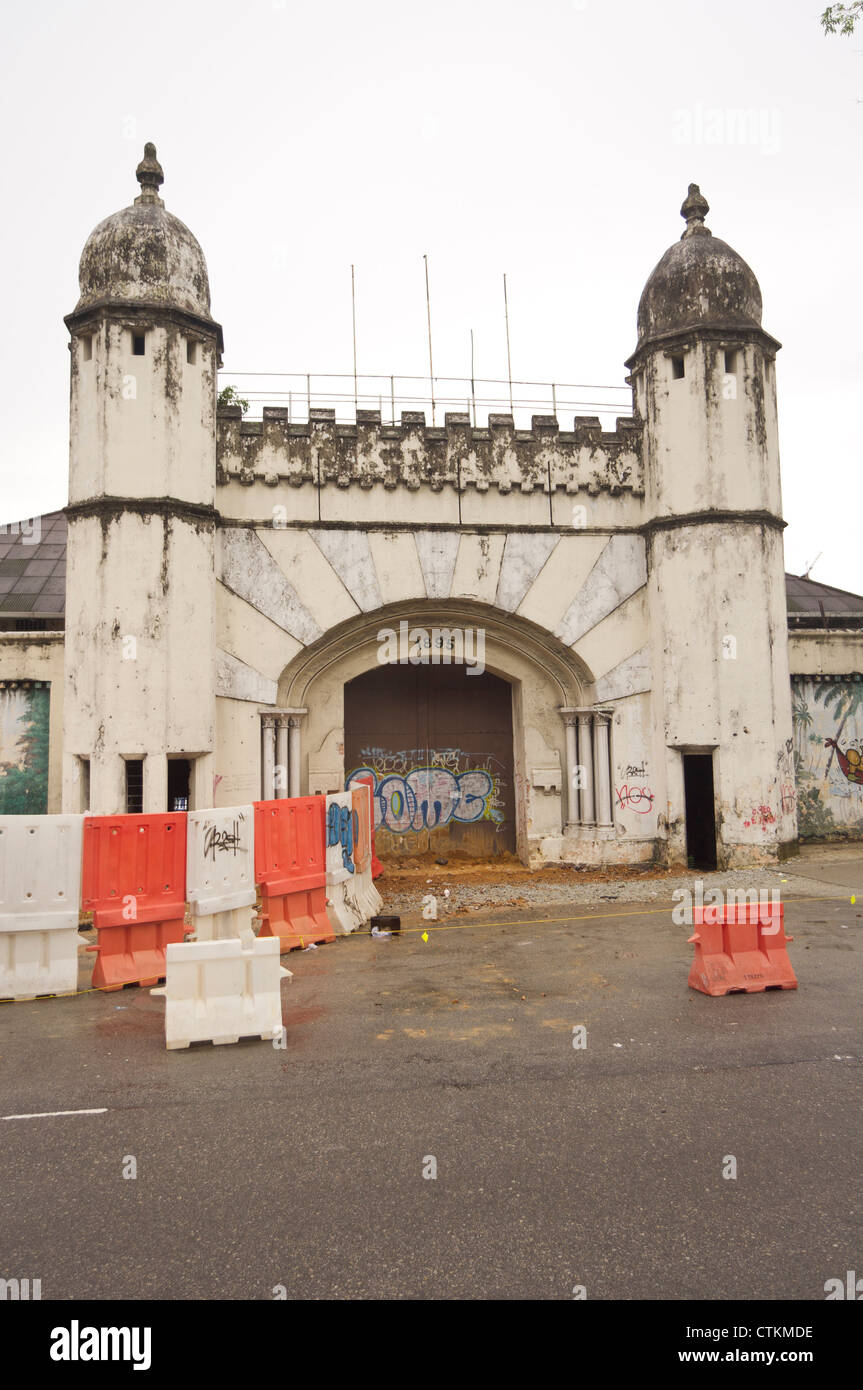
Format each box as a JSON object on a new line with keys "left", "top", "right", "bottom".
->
{"left": 724, "top": 349, "right": 737, "bottom": 374}
{"left": 82, "top": 336, "right": 93, "bottom": 361}
{"left": 132, "top": 333, "right": 146, "bottom": 357}
{"left": 168, "top": 757, "right": 192, "bottom": 812}
{"left": 79, "top": 757, "right": 91, "bottom": 813}
{"left": 671, "top": 355, "right": 685, "bottom": 379}
{"left": 125, "top": 758, "right": 144, "bottom": 814}
{"left": 186, "top": 339, "right": 197, "bottom": 365}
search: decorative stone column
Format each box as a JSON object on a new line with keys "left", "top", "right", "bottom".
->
{"left": 577, "top": 713, "right": 595, "bottom": 824}
{"left": 261, "top": 714, "right": 276, "bottom": 801}
{"left": 594, "top": 711, "right": 614, "bottom": 827}
{"left": 559, "top": 708, "right": 580, "bottom": 830}
{"left": 288, "top": 716, "right": 302, "bottom": 798}
{"left": 275, "top": 717, "right": 289, "bottom": 799}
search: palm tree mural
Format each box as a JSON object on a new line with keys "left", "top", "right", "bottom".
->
{"left": 792, "top": 691, "right": 812, "bottom": 771}
{"left": 814, "top": 680, "right": 863, "bottom": 779}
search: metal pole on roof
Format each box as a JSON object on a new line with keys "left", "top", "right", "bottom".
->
{"left": 503, "top": 273, "right": 514, "bottom": 414}
{"left": 351, "top": 264, "right": 358, "bottom": 419}
{"left": 424, "top": 254, "right": 436, "bottom": 426}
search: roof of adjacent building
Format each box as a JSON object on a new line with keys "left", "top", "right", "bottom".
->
{"left": 1, "top": 509, "right": 860, "bottom": 632}
{"left": 785, "top": 572, "right": 863, "bottom": 621}
{"left": 0, "top": 510, "right": 66, "bottom": 618}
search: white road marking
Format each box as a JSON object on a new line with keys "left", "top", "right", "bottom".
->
{"left": 2, "top": 1108, "right": 108, "bottom": 1120}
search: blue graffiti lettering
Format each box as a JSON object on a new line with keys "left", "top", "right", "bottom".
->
{"left": 346, "top": 765, "right": 502, "bottom": 834}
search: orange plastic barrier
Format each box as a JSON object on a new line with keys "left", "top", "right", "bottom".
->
{"left": 351, "top": 773, "right": 384, "bottom": 879}
{"left": 688, "top": 902, "right": 797, "bottom": 996}
{"left": 82, "top": 813, "right": 187, "bottom": 990}
{"left": 254, "top": 797, "right": 335, "bottom": 952}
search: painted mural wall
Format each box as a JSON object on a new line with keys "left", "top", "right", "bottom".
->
{"left": 0, "top": 682, "right": 50, "bottom": 814}
{"left": 792, "top": 675, "right": 863, "bottom": 839}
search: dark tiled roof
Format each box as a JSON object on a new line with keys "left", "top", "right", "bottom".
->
{"left": 785, "top": 572, "right": 863, "bottom": 619}
{"left": 0, "top": 510, "right": 67, "bottom": 617}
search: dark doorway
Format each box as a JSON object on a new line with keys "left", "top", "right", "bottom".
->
{"left": 167, "top": 758, "right": 191, "bottom": 812}
{"left": 683, "top": 753, "right": 717, "bottom": 870}
{"left": 344, "top": 663, "right": 515, "bottom": 857}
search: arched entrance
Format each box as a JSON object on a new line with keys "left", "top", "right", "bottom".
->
{"left": 344, "top": 663, "right": 516, "bottom": 857}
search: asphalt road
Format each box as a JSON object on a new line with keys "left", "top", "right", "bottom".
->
{"left": 1, "top": 866, "right": 861, "bottom": 1301}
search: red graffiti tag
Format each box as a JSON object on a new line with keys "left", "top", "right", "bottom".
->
{"left": 615, "top": 784, "right": 655, "bottom": 814}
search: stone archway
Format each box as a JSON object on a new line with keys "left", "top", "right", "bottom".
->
{"left": 277, "top": 599, "right": 594, "bottom": 864}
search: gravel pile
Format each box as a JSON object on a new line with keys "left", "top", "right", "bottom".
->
{"left": 377, "top": 858, "right": 844, "bottom": 923}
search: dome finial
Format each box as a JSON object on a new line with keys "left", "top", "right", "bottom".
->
{"left": 680, "top": 183, "right": 711, "bottom": 240}
{"left": 135, "top": 142, "right": 164, "bottom": 206}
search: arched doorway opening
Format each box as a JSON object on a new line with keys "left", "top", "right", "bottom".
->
{"left": 344, "top": 663, "right": 516, "bottom": 857}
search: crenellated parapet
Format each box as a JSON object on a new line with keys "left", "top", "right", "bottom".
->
{"left": 216, "top": 406, "right": 643, "bottom": 499}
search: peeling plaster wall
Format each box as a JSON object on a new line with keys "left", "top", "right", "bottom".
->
{"left": 216, "top": 408, "right": 644, "bottom": 524}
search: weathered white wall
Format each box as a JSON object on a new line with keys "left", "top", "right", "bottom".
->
{"left": 62, "top": 512, "right": 215, "bottom": 813}
{"left": 70, "top": 321, "right": 217, "bottom": 507}
{"left": 789, "top": 632, "right": 863, "bottom": 676}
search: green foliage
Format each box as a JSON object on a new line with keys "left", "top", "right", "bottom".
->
{"left": 798, "top": 783, "right": 838, "bottom": 836}
{"left": 0, "top": 688, "right": 49, "bottom": 814}
{"left": 821, "top": 2, "right": 862, "bottom": 35}
{"left": 217, "top": 384, "right": 250, "bottom": 414}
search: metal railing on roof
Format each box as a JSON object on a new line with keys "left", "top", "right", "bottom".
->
{"left": 217, "top": 370, "right": 633, "bottom": 430}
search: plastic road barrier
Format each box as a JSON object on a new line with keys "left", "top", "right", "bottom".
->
{"left": 324, "top": 791, "right": 366, "bottom": 935}
{"left": 186, "top": 805, "right": 257, "bottom": 941}
{"left": 82, "top": 813, "right": 187, "bottom": 989}
{"left": 351, "top": 782, "right": 383, "bottom": 921}
{"left": 350, "top": 773, "right": 384, "bottom": 880}
{"left": 254, "top": 797, "right": 335, "bottom": 952}
{"left": 151, "top": 935, "right": 291, "bottom": 1049}
{"left": 0, "top": 814, "right": 87, "bottom": 999}
{"left": 688, "top": 901, "right": 798, "bottom": 995}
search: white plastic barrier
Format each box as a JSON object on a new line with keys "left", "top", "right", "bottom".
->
{"left": 186, "top": 805, "right": 257, "bottom": 941}
{"left": 325, "top": 792, "right": 366, "bottom": 935}
{"left": 0, "top": 814, "right": 86, "bottom": 999}
{"left": 151, "top": 936, "right": 291, "bottom": 1049}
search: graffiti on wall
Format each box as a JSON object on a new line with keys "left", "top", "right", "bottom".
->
{"left": 327, "top": 800, "right": 357, "bottom": 873}
{"left": 792, "top": 676, "right": 863, "bottom": 838}
{"left": 614, "top": 783, "right": 655, "bottom": 814}
{"left": 0, "top": 684, "right": 49, "bottom": 814}
{"left": 346, "top": 747, "right": 506, "bottom": 834}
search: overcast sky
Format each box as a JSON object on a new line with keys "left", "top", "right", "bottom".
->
{"left": 1, "top": 0, "right": 860, "bottom": 592}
